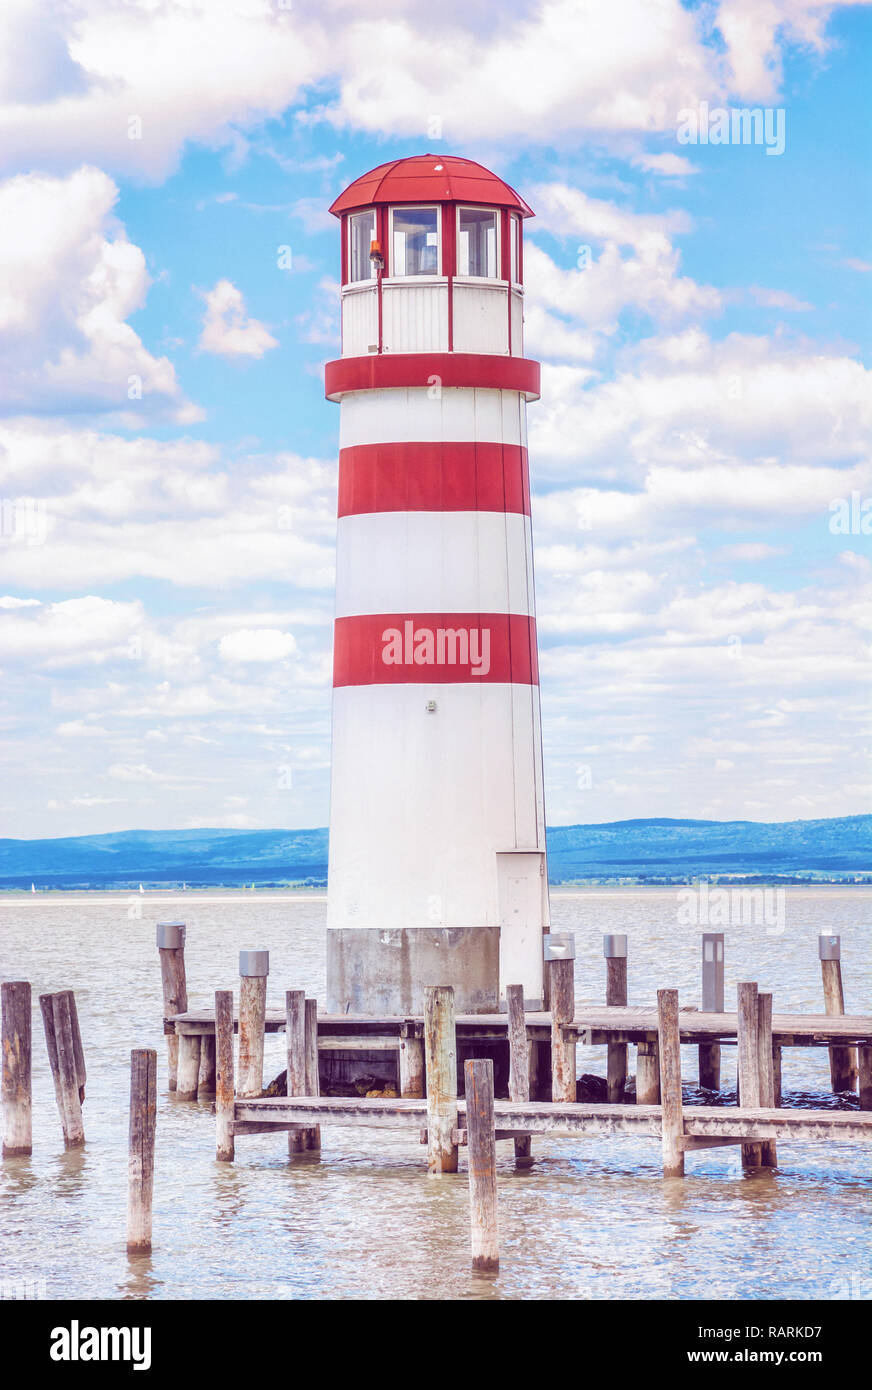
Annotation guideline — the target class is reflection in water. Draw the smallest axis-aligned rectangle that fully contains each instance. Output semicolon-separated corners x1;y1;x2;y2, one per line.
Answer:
0;888;869;1300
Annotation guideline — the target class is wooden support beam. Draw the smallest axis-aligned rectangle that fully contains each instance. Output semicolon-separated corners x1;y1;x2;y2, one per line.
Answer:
215;990;235;1163
197;1035;216;1099
821;954;858;1094
657;988;684;1176
547;956;576;1103
737;982;763;1169
464;1058;499;1273
757;992;778;1167
773;1043;783;1107
506;983;532;1167
127;1048;157;1254
399;1028;425;1099
285;990;307;1156
424;985;458;1173
605;944;628;1103
176;1032;201;1102
859;1046;872;1112
2;980;32;1157
156;923;187;1092
40;990;85;1149
636;1039;660;1105
303;997;321;1154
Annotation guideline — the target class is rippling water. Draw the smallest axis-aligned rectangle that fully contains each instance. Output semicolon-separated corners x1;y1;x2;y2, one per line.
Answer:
1;887;870;1300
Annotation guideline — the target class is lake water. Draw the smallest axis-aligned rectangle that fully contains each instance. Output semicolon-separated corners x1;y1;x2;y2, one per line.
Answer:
1;886;870;1301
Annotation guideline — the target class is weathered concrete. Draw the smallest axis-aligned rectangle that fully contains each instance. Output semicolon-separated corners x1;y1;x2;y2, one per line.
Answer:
326;926;501;1016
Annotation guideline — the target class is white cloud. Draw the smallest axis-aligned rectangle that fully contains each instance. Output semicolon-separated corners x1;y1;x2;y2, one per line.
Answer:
198;279;278;359
218;628;298;663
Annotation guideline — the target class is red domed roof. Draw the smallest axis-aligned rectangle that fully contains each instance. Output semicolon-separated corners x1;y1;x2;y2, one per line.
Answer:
329;154;534;218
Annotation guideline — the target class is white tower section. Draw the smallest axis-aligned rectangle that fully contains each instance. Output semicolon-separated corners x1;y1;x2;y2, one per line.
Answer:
324;156;550;1014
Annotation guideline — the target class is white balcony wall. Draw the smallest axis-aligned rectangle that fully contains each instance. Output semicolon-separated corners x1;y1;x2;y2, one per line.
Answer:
381;278;449;353
341;284;379;357
452;280;509;355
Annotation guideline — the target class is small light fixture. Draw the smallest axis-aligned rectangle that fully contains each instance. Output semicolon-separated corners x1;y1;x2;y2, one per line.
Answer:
426;700;437;713
369;238;384;272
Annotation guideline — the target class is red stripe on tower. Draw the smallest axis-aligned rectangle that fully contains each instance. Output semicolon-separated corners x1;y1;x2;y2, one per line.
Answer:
338;443;531;517
333;613;539;687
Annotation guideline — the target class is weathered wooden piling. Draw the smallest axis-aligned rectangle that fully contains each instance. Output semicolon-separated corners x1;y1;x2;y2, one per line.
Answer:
464;1058;499;1272
737;982;763;1168
285;989;307;1155
399;1023;424;1099
506;983;532;1167
657;988;684;1176
237;950;268;1100
699;931;724;1091
215;989;235;1162
604;934;628;1102
636;1040;661;1104
127;1048;157;1254
2;980;32;1157
40;989;85;1148
757;992;778;1167
819;935;858;1094
772;1044;783;1107
156;922;187;1091
197;1036;216;1099
303;997;321;1153
176;1031;201;1102
859;1047;872;1111
424;985;458;1174
544;934;576;1103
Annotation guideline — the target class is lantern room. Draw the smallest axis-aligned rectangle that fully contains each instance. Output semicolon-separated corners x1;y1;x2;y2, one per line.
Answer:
329;154;533;358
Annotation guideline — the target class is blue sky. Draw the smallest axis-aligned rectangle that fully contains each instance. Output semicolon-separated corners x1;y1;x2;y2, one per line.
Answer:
0;0;869;837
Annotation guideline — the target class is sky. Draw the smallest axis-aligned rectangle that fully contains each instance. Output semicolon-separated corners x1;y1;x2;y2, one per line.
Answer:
0;0;869;839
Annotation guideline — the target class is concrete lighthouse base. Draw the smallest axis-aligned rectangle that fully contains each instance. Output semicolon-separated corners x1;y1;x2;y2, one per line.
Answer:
326;926;501;1016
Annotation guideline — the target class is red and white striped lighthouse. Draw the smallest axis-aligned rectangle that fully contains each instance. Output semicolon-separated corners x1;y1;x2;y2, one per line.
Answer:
324;155;549;1015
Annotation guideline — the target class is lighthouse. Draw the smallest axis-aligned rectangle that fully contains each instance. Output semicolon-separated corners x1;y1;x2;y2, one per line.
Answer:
324;155;549;1016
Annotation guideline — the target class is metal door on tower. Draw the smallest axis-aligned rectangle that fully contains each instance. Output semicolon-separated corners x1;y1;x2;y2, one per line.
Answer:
496;850;546;1009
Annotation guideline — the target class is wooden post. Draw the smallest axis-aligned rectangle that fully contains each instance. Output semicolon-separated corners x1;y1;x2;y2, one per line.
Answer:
424;985;458;1174
303;997;321;1153
699;932;724;1090
506;983;532;1167
237;950;268;1100
197;1036;216;1099
657;988;684;1177
156;922;187;1091
636;1039;660;1104
127;1048;157;1254
737;982;762;1168
756;992;777;1167
40;991;85;1148
215;989;235;1162
859;1047;872;1111
399;1025;425;1099
175;1031;201;1102
285;989;306;1155
604;934;628;1103
545;934;576;1103
2;981;32;1157
819;936;858;1093
772;1043;783;1107
464;1058;499;1273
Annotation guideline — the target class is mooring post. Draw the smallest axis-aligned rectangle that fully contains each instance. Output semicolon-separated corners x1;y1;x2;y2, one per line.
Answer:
303;997;321;1153
2;981;32;1157
156;922;187;1092
699;931;724;1091
399;1023;425;1099
756;991;777;1167
544;933;576;1103
214;989;235;1163
237;950;268;1100
40;990;85;1148
464;1058;499;1273
285;989;306;1155
506;983;532;1167
636;1039;660;1105
127;1048;157;1255
737;982;763;1168
657;988;684;1177
424;985;458;1174
819;935;858;1094
604;934;628;1103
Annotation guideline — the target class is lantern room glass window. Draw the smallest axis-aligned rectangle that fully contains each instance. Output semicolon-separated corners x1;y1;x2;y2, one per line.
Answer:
348;209;376;283
391;206;439;276
458;207;498;278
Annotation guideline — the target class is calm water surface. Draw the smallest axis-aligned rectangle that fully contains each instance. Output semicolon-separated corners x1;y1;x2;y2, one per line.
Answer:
1;887;870;1301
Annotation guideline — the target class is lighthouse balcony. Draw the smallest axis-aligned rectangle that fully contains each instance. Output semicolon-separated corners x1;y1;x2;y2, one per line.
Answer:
341;278;524;357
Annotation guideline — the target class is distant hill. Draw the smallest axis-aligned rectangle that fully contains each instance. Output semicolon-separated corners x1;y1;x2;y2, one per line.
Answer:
0;816;869;889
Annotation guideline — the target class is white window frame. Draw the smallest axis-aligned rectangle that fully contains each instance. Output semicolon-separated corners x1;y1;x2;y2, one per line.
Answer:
347;209;377;286
509;214;521;287
389;204;442;278
456;205;502;282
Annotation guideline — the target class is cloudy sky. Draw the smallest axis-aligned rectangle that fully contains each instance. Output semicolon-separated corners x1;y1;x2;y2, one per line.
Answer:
0;0;869;838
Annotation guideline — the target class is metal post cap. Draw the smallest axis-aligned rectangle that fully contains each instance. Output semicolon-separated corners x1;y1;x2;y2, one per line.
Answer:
602;933;627;958
544;932;576;962
156;922;186;949
239;949;270;977
818;934;840;961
